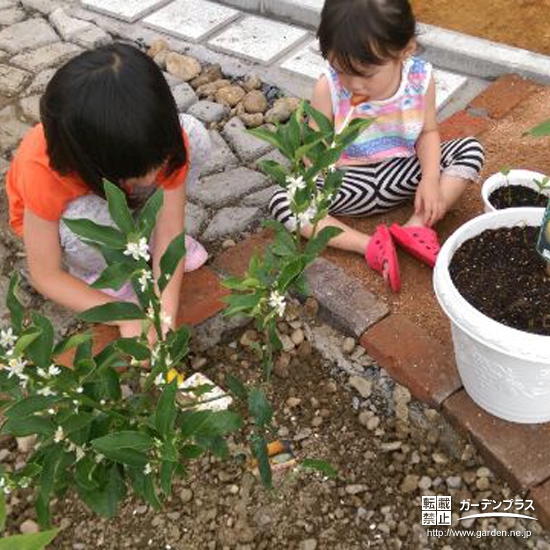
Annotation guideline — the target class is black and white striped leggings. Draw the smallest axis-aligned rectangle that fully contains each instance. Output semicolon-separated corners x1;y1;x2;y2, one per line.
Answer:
269;137;485;227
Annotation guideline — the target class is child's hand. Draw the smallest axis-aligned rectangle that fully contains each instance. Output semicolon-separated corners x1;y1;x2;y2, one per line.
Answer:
415;180;445;227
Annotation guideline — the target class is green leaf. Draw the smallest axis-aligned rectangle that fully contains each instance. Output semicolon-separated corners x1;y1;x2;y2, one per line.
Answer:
5;396;58;420
0;492;5;533
277;259;305;292
155;381;177;437
257;160;288;186
0;529;60;550
75;456;99;491
180;444;204;459
248;127;284;151
304;226;343;259
301;458;338;478
248;389;272;427
158;231;186;293
252;435;272;489
13;328;42;357
270;230;297;257
104;179;136;235
79;302;146;323
100;367;121;401
53;332;92;357
115;338;150;361
303;101;334;135
160;460;177;496
91;431;154;466
91;263;136;291
76;465;125;518
6;274;24;333
1;416;54;437
528;118;550;137
137;189;164;239
225;374;248;401
222;293;262;317
142;473;161;510
26;313;54;368
61;218;126;249
36;446;63;528
61;412;94;435
167;325;191;365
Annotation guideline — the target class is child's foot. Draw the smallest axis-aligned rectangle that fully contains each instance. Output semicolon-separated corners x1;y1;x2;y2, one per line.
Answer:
389;224;440;268
365;225;401;293
184;235;208;272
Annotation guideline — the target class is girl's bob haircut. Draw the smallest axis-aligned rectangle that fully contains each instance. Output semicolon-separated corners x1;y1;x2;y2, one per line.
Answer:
318;0;416;74
40;42;186;196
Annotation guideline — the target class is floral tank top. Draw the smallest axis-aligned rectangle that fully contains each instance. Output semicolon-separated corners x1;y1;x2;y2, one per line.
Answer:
324;56;433;166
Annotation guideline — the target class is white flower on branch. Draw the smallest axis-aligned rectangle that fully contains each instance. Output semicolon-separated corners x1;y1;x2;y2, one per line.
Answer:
154;373;165;387
124;237;150;262
6;357;26;379
36;367;47;378
286;174;306;199
37;387;55;397
146;305;156;321
95;453;105;464
75;446;85;462
143;463;153;475
297;205;318;227
48;364;61;377
0;477;10;495
54;426;65;443
138;269;153;293
160;311;172;329
268;290;286;318
0;327;16;349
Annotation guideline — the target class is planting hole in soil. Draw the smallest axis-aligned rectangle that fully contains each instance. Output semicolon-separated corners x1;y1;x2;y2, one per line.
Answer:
489;186;549;209
449;226;550;336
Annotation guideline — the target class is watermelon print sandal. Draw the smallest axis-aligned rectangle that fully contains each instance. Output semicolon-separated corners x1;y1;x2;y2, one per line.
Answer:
389;224;441;268
365;224;401;293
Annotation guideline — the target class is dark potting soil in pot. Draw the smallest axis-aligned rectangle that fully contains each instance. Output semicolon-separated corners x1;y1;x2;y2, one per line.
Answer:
488;185;549;209
449;226;550;336
489;185;548;210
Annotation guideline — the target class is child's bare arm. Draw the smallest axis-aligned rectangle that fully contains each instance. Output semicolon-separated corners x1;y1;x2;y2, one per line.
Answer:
311;75;334;124
151;183;186;331
23;210;142;336
414;77;444;226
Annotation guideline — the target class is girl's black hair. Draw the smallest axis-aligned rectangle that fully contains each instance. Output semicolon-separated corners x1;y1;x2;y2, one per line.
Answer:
40;42;186;196
317;0;416;74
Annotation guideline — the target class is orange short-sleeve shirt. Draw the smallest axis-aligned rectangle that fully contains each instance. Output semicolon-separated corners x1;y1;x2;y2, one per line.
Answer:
6;124;190;236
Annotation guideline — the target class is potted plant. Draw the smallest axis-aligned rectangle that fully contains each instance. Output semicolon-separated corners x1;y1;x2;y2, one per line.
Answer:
481;168;550;212
433;206;550;423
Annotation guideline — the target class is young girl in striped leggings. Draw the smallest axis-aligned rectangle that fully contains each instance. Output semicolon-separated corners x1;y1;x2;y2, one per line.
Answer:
269;0;485;292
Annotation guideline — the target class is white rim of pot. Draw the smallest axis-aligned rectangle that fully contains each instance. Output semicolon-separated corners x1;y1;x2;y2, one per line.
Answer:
433;207;550;363
481;169;550;213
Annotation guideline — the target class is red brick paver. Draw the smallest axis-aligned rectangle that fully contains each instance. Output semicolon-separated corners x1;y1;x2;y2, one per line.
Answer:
360;314;462;408
469;74;541;120
439;110;491;142
444;391;550;493
213;229;273;277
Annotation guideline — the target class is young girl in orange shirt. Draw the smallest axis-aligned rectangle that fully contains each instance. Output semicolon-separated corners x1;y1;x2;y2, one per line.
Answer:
6;43;210;339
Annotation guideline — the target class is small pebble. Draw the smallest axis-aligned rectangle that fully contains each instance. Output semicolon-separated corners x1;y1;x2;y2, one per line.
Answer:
342;337;355;354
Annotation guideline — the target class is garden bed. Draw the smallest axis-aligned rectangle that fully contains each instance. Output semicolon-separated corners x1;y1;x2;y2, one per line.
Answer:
412;0;550;56
2;302;546;548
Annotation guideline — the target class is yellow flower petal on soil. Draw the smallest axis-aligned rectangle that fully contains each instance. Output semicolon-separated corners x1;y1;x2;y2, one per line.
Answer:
166;368;185;386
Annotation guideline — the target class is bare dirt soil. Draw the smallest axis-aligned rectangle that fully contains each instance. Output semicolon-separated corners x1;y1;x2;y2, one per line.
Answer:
411;0;550;56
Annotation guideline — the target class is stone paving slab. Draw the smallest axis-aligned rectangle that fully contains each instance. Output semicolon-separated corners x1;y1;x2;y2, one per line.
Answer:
143;0;240;43
0;64;32;97
0;7;26;26
304;258;389;338
444;391;550;493
201;129;239;176
0;105;31;151
81;0;171;23
202;206;261;241
222;117;273;162
208;15;309;65
11;42;83;72
188;167;268;208
0;18;59;54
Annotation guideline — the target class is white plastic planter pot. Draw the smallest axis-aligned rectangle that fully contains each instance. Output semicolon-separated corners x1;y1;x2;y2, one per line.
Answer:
481;169;550;213
434;208;550;424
